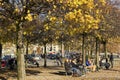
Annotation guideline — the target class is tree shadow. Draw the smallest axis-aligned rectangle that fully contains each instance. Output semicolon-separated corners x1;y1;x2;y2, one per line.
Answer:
0;68;42;79
44;66;63;70
0;69;17;79
26;69;42;76
0;76;7;80
50;71;72;76
109;69;120;72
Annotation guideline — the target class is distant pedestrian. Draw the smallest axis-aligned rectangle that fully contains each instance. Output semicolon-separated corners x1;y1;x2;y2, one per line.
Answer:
56;53;63;66
109;53;114;68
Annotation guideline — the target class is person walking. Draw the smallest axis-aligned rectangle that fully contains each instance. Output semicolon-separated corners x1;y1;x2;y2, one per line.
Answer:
109;53;114;68
56;53;63;66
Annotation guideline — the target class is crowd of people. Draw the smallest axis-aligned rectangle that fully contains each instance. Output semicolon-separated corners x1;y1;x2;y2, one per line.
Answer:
64;53;86;77
1;52;114;76
64;52;115;77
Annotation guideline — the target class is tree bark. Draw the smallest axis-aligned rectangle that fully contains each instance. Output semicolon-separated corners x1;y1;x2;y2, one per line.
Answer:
103;41;107;58
26;40;29;55
95;38;99;70
0;43;2;68
82;34;86;65
61;41;64;57
44;43;47;67
16;23;26;80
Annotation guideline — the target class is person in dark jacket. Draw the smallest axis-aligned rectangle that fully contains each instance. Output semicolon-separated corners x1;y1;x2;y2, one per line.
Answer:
105;58;110;70
56;53;63;66
109;53;114;68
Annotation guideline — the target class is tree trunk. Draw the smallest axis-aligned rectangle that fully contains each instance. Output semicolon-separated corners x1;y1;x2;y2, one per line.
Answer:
50;41;52;52
26;40;29;55
44;43;47;67
95;38;99;70
82;34;86;65
16;23;26;80
98;41;101;57
25;39;29;68
68;45;70;52
0;43;2;68
61;41;64;57
103;41;107;58
90;46;93;58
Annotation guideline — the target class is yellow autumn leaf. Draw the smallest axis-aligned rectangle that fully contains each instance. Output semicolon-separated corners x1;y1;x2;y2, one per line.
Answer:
48;11;51;14
23;32;27;35
21;17;23;20
53;5;56;9
99;0;106;5
60;0;63;3
27;10;30;13
44;24;49;30
14;8;19;13
49;16;56;22
46;26;49;30
25;13;32;21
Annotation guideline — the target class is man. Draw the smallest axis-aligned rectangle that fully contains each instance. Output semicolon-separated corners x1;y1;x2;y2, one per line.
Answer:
56;53;63;66
109;53;114;68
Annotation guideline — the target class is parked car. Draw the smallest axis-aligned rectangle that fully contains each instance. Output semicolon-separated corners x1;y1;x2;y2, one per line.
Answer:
2;55;11;61
47;54;57;60
25;54;40;67
31;54;41;61
1;60;6;68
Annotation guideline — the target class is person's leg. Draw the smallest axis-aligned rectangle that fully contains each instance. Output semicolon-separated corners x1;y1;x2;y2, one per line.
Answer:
59;59;63;66
93;65;96;71
56;59;59;66
111;61;113;68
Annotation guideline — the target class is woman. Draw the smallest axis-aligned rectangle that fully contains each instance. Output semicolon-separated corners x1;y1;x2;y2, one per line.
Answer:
86;59;96;72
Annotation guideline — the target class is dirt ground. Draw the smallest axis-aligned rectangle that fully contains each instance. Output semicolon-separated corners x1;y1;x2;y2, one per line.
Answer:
0;66;120;80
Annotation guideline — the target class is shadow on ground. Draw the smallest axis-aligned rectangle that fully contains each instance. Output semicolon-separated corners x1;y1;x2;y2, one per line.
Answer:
50;71;72;76
43;66;64;70
0;68;42;79
0;69;17;80
0;76;7;80
109;69;120;72
26;69;42;76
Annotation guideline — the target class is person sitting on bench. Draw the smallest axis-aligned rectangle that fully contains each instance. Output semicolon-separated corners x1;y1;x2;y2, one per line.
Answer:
86;59;96;72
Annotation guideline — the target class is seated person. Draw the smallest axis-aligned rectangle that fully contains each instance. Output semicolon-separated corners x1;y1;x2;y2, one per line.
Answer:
70;58;82;76
64;58;72;75
64;58;82;76
105;58;110;70
86;59;96;72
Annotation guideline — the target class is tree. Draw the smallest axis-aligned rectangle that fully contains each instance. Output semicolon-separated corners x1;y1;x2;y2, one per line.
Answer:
0;8;14;68
0;0;35;79
63;0;107;65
